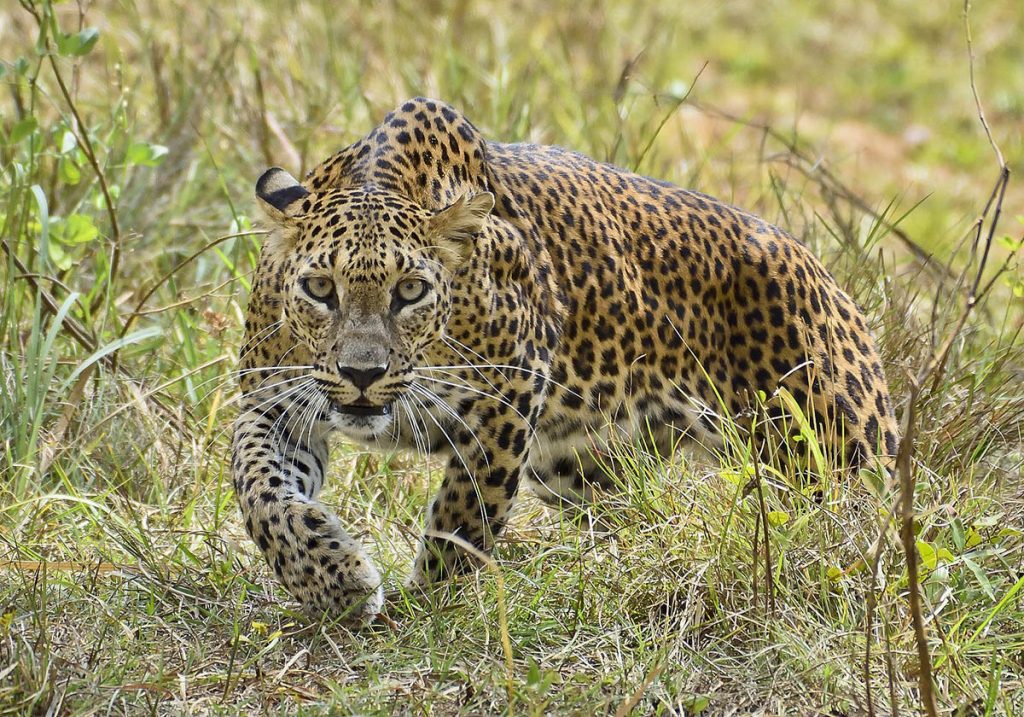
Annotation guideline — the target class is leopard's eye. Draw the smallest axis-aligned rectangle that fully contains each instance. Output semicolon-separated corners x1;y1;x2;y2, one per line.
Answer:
394;278;428;305
300;276;335;302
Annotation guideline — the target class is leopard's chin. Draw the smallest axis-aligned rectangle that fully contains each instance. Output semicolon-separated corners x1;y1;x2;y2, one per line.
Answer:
328;409;395;445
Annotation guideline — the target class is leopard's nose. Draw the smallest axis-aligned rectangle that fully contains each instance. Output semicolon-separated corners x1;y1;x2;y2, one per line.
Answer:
337;364;388;390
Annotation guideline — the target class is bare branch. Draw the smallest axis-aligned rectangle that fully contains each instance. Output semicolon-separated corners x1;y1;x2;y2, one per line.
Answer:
893;6;1012;717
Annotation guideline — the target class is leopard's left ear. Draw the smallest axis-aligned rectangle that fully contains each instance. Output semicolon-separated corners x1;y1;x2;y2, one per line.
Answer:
256;167;310;223
429;192;494;263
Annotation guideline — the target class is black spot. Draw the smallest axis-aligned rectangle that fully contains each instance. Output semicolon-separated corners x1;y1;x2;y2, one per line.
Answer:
864;415;879;452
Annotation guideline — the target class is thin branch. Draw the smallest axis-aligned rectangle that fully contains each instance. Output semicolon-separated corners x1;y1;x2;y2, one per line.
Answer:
892;5;1011;716
896;378;938;717
863;497;902;717
2;239;98;352
964;1;1005;170
118;230;264;340
43;50;123;318
631;61;707;172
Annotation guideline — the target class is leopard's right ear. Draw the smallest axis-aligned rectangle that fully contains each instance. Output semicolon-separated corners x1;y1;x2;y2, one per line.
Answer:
256;167;310;224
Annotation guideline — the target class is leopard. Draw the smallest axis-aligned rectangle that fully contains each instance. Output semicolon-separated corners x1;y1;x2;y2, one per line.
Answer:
231;97;899;624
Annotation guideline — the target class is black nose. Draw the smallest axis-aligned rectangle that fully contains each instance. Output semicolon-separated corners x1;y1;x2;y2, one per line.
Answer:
337;364;388;390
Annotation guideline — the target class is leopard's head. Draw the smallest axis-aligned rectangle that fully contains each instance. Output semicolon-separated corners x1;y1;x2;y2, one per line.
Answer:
256;167;493;440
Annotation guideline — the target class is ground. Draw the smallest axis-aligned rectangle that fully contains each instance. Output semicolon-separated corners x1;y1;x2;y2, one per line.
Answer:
1;0;1022;714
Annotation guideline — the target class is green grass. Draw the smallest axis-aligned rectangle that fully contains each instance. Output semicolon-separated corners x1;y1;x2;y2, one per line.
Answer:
2;0;1023;713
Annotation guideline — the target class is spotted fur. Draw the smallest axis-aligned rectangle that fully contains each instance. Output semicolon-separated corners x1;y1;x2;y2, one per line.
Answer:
232;97;898;622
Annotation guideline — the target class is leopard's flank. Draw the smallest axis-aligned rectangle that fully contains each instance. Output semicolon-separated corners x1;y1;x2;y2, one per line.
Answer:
232;98;898;623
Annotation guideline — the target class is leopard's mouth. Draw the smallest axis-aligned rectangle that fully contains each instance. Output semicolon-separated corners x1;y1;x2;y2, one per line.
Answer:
331;400;392;417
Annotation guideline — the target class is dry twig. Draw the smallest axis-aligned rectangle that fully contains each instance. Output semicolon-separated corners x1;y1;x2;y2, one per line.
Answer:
890;5;1011;716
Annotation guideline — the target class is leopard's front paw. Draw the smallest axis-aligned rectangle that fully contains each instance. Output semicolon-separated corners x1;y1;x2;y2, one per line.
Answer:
274;504;384;625
301;544;384;626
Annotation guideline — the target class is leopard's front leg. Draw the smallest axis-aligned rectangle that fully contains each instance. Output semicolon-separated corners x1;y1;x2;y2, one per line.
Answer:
232;399;384;623
410;386;538;587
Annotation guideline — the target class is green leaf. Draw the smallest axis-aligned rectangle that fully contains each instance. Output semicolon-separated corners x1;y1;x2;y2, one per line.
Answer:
917;540;938;571
951;518;966;552
14;57;30;75
526;658;541;687
975;513;1003;528
996;526;1022;542
826;566;843;582
52;214;99;245
767;510;790;527
997;234;1024;252
962;556;996;601
681;695;711;714
126;141;169;167
59;130;78;154
47;240;73;271
58;156;81;185
9;117;38;144
56;28;100;57
64;214;99;244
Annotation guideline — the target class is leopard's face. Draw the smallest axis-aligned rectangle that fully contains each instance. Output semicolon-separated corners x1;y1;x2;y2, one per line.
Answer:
256;169;493;442
284;188;448;438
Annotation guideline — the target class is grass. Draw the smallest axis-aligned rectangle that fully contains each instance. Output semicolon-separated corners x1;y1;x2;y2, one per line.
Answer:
1;0;1023;713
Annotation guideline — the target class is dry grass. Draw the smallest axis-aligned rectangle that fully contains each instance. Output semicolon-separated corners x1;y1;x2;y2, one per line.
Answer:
1;0;1023;714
